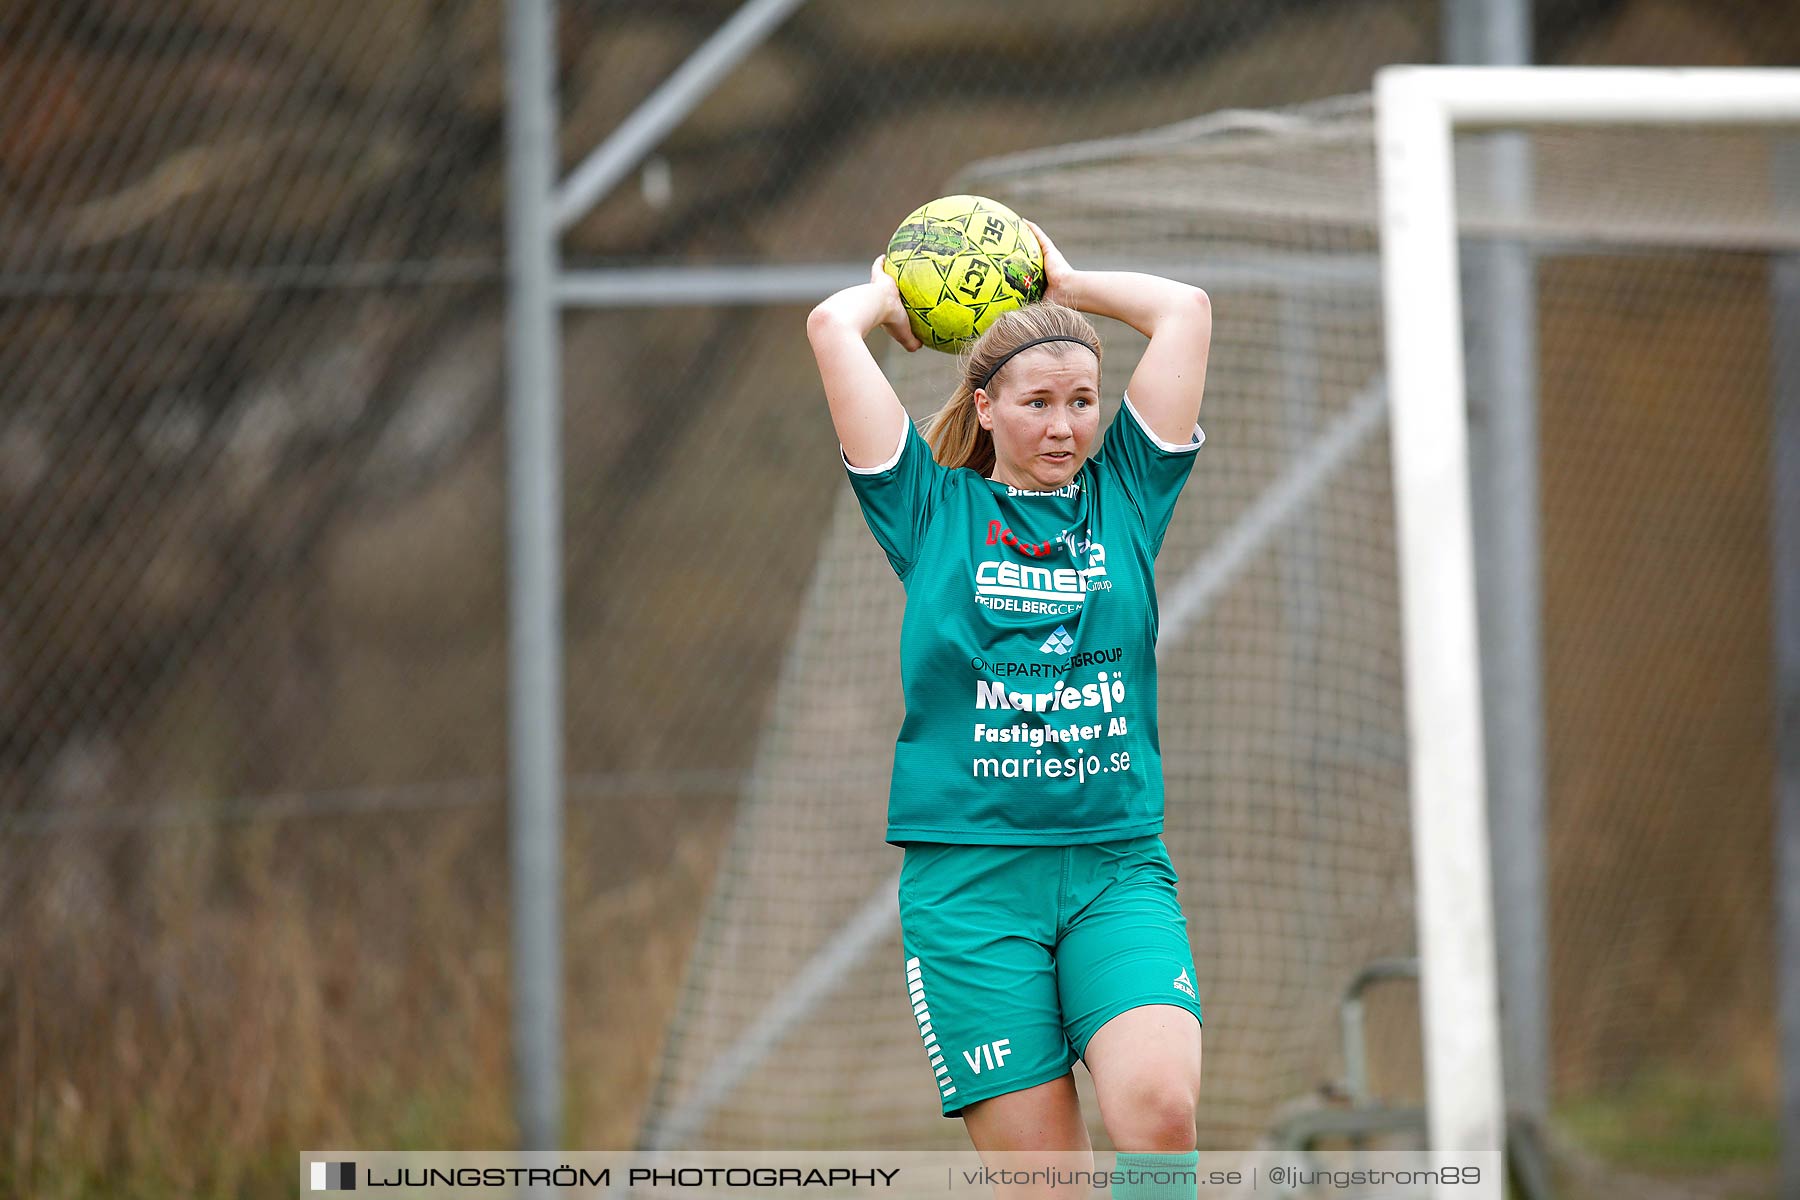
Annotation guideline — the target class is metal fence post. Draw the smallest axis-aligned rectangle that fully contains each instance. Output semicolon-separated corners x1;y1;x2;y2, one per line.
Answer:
1444;0;1550;1128
505;0;564;1152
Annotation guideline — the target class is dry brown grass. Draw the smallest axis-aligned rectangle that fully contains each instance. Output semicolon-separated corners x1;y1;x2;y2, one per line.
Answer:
0;792;732;1197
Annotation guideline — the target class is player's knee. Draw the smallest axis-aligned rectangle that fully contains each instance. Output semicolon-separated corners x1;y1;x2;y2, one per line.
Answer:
1108;1075;1198;1150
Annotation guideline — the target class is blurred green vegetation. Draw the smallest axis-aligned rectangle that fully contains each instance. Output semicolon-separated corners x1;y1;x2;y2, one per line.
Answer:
1562;1073;1776;1172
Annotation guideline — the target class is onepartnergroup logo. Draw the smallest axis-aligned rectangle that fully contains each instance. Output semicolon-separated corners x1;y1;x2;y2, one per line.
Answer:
310;1160;357;1190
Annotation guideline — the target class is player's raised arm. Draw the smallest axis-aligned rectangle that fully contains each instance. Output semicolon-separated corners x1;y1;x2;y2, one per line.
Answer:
1026;221;1211;447
807;257;923;469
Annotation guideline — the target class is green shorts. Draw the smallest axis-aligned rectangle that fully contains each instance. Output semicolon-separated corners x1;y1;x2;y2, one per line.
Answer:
897;836;1203;1118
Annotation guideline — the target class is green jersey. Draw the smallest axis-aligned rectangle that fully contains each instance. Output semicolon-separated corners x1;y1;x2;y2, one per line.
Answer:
845;395;1203;845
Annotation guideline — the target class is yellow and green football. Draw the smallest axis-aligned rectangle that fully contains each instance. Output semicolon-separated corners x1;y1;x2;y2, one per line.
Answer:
883;195;1045;352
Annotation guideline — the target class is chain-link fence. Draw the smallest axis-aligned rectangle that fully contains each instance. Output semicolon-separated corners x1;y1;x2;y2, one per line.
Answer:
3;1;1796;1195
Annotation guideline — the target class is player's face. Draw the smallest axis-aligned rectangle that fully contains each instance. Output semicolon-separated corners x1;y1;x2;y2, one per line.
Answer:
976;348;1100;491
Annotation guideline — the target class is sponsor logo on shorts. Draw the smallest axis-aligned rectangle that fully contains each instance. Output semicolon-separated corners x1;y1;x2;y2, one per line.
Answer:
1173;968;1196;1000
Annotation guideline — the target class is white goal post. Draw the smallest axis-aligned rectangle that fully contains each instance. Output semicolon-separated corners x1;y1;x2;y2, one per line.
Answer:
1375;65;1800;1152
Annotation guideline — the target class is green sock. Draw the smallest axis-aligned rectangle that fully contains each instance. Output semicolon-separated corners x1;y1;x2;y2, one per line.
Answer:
1111;1150;1200;1200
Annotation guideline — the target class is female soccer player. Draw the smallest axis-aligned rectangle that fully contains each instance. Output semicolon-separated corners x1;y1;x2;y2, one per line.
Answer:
806;221;1211;1197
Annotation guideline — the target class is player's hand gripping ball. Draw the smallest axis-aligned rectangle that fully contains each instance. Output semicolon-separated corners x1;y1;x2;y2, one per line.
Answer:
883;195;1046;352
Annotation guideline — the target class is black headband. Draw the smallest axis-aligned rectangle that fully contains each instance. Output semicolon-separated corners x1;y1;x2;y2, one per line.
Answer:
975;335;1099;393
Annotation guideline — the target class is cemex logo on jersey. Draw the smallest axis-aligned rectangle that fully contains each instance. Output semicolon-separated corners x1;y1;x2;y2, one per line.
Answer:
974;561;1086;615
975;525;1109;617
1039;626;1075;656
